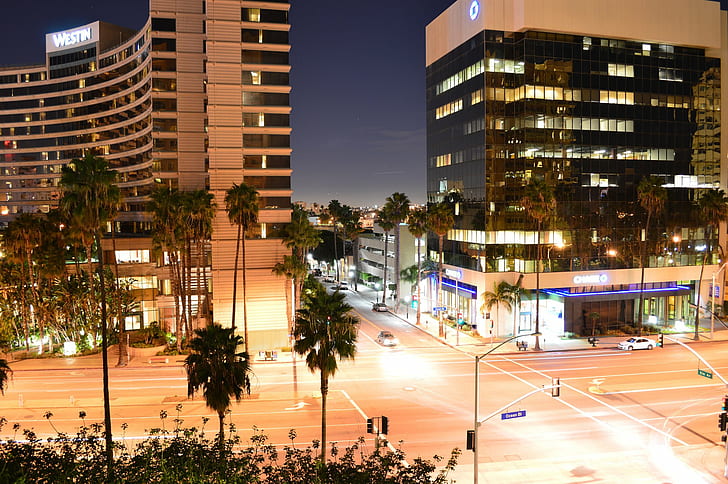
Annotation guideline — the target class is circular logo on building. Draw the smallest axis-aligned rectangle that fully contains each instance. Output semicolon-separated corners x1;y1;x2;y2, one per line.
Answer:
469;0;480;20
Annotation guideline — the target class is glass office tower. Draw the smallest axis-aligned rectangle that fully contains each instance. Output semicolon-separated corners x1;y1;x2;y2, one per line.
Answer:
426;0;727;337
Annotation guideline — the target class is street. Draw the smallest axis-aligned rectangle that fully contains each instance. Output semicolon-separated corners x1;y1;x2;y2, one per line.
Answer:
0;286;727;483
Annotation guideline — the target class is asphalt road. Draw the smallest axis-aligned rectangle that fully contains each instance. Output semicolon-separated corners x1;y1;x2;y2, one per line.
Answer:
1;285;727;483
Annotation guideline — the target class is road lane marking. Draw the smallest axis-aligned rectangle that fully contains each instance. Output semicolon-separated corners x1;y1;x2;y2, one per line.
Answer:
339;390;402;459
487;357;690;446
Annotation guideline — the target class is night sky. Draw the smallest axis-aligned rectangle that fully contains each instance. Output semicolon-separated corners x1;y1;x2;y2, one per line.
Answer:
1;1;727;208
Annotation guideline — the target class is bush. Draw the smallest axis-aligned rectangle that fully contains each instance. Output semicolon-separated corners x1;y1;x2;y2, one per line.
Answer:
0;412;460;484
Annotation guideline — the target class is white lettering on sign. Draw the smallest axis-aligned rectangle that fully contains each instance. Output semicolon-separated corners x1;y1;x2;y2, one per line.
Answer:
572;273;608;285
46;22;98;54
445;268;462;280
52;28;92;48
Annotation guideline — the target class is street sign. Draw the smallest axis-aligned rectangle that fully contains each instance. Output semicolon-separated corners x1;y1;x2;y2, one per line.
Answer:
433;306;446;311
501;410;526;420
698;369;713;379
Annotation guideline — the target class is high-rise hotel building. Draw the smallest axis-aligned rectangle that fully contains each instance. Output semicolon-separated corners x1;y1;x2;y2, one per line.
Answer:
0;1;292;350
426;0;728;337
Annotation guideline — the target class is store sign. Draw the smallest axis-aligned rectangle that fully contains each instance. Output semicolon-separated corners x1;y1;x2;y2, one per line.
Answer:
46;22;98;53
469;0;480;20
572;273;608;285
445;268;462;280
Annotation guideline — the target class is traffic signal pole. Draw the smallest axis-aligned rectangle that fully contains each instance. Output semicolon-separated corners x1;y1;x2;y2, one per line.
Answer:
663;334;728;477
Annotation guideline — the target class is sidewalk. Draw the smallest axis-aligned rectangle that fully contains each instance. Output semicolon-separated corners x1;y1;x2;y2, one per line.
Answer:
349;282;728;357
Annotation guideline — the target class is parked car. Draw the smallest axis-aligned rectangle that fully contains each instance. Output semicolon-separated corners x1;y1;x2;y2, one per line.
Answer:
322;275;335;283
334;282;349;291
617;337;656;350
376;330;399;346
372;302;388;312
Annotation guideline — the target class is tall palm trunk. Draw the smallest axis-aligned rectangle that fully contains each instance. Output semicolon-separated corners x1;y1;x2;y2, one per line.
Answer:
241;235;250;351
218;410;226;450
694;225;712;340
96;230;114;471
333;223;339;282
320;372;328;461
381;231;389;303
416;238;422;325
394;224;401;311
637;211;652;337
112;227;128;367
534;222;542;351
438;234;444;337
231;224;241;332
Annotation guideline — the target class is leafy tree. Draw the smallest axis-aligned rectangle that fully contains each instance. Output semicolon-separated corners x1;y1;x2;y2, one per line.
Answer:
383;192;410;311
225;183;259;349
520;179;556;350
694;189;728;339
374;206;395;303
2;213;43;350
636;176;667;336
294;284;358;461
184;323;252;449
407;207;428;325
59;152;121;469
427;202;454;337
0;358;11;394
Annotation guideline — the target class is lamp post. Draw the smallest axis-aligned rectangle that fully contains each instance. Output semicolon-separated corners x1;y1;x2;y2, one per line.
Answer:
473;331;540;484
711;261;728;338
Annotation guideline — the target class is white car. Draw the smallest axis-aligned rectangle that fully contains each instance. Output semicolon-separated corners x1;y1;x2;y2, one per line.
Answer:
617;337;656;351
334;282;349;291
376;330;399;346
372;302;388;312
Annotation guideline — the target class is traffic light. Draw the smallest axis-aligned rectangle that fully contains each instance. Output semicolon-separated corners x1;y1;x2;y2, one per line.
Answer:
366;418;373;434
381;416;389;434
657;333;664;347
718;412;727;431
466;430;475;451
723;395;728;411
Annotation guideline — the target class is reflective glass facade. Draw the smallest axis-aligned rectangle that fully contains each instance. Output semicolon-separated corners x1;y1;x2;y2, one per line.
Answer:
427;30;721;275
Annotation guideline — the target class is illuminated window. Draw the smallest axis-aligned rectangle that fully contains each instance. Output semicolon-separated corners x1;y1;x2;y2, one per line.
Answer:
471;89;483;104
607;64;634;77
251;71;261;85
435;99;463;119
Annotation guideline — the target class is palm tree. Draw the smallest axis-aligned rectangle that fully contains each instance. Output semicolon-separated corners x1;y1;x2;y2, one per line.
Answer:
636;176;667;336
383;193;410;311
520;178;556;351
375;206;395;304
340;207;363;290
325;200;344;282
294;284;358;461
272;255;308;340
184;323;252;449
225;183;259;349
427;202;454;337
693;189;728;340
480;281;515;336
407;207;428;325
0;358;11;394
149;186;186;350
183;190;216;327
59;151;121;469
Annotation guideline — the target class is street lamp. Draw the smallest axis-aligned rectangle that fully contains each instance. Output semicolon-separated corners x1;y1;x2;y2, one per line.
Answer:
711;261;728;338
473;332;540;484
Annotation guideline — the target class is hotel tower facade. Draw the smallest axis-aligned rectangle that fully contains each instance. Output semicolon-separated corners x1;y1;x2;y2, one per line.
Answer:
0;1;292;350
426;0;728;338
